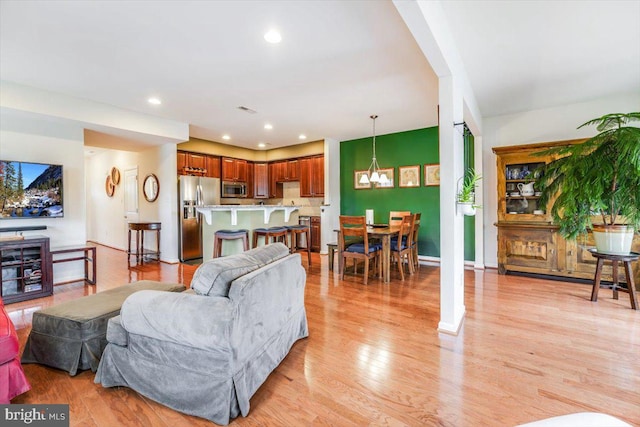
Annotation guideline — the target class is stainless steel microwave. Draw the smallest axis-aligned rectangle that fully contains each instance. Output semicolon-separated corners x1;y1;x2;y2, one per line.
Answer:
222;181;247;198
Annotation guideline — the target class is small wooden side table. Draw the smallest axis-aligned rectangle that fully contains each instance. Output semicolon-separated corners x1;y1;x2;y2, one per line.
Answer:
127;222;161;264
589;249;639;310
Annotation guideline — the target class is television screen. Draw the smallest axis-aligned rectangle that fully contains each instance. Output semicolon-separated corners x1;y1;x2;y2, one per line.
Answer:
0;160;63;218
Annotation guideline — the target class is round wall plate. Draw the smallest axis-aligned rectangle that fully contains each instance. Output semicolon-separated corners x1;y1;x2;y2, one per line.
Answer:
110;167;121;185
105;175;115;197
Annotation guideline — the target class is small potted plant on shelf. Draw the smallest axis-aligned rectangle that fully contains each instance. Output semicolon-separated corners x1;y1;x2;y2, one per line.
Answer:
457;168;482;216
536;112;640;254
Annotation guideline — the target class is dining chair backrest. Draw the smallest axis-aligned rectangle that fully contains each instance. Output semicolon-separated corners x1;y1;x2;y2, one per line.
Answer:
412;212;421;243
339;216;370;251
395;213;416;251
389;211;411;227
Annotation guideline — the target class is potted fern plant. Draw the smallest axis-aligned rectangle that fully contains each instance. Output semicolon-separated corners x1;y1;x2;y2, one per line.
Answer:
457;168;482;216
536;112;640;254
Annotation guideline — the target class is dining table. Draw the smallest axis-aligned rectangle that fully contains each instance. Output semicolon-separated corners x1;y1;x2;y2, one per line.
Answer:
335;224;401;283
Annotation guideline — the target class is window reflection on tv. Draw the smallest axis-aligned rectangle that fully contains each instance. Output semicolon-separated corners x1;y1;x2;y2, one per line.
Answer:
0;160;63;219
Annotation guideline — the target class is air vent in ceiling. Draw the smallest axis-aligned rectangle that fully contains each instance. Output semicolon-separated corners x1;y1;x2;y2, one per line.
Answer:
237;106;257;114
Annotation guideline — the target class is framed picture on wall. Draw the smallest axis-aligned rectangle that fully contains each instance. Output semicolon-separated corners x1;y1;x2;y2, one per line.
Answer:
354;170;372;189
374;168;394;188
424;164;440;186
399;165;420;188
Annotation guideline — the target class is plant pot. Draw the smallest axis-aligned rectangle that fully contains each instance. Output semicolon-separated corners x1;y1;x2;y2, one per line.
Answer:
592;224;634;255
458;202;476;216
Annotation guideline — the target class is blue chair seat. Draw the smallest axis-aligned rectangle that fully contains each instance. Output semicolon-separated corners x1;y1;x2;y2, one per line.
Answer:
286;224;309;230
267;227;288;233
346;243;381;254
390;236;408;250
216;229;249;237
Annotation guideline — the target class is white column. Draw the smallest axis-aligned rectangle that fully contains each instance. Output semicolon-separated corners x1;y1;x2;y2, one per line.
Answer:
473;134;485;269
438;76;466;334
321;138;340;254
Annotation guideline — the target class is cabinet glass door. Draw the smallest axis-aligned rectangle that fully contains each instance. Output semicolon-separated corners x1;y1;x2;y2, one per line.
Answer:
504;161;545;216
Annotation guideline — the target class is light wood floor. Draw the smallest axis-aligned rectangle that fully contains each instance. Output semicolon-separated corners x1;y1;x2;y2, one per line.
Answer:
6;244;639;426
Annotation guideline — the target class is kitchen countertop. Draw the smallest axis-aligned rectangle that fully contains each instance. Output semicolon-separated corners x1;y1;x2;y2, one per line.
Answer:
196;204;301;226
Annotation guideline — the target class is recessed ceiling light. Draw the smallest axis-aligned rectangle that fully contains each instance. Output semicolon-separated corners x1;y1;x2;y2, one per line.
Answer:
299;134;307;140
148;97;162;105
222;134;231;140
264;123;273;130
258;143;266;148
264;29;282;44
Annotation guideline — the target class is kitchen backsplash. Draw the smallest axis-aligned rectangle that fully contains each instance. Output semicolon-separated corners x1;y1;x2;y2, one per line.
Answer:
220;182;322;216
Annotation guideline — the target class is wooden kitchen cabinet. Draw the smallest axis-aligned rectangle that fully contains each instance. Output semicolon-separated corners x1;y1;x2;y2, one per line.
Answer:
493;140;640;287
222;157;248;182
311;216;321;252
205;156;221;178
300;155;324;197
254;163;269;199
178;151;218;177
271;159;299;182
268;163;283;198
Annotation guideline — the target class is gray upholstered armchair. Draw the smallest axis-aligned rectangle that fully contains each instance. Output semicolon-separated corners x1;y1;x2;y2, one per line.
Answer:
95;243;308;425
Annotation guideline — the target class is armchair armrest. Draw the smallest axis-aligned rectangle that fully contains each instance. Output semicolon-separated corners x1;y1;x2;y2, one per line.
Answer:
120;290;234;351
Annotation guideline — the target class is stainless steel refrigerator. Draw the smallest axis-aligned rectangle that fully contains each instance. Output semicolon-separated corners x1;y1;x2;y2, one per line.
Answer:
178;176;220;261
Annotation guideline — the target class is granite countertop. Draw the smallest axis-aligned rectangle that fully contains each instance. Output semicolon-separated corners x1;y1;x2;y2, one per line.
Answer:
196;205;301;226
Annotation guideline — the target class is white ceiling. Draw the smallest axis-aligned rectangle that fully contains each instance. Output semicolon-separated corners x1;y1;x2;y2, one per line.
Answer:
1;1;638;150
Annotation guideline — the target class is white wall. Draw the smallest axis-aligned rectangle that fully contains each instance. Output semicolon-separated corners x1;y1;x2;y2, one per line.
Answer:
85;144;179;262
1;125;86;283
482;93;640;268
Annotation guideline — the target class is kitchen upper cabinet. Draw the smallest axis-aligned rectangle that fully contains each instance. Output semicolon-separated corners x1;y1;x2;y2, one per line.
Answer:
246;161;254;198
254;163;269;199
300;155;324;197
268;163;283;198
205;156;220;178
271;160;299;182
222;157;248;182
178;151;208;176
284;160;299;181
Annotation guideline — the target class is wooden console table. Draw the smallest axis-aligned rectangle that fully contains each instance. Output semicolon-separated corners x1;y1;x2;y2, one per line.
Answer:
127;222;161;264
50;245;97;285
589;249;638;310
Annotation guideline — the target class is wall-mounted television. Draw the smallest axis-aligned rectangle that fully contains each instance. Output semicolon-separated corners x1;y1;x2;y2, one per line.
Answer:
0;160;63;219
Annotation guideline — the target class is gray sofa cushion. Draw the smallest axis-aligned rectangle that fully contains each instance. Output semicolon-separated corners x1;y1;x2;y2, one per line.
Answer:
190;242;290;296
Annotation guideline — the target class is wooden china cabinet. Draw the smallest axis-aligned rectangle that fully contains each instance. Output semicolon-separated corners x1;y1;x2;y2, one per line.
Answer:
493;139;640;287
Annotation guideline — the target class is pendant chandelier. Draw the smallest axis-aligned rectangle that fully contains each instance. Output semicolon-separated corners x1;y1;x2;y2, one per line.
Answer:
359;115;389;185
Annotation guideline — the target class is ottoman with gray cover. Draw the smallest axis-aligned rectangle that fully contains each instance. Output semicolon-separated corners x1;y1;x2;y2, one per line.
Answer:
21;280;185;375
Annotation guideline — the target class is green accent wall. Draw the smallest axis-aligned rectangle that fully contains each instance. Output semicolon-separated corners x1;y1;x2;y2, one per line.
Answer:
340;126;476;261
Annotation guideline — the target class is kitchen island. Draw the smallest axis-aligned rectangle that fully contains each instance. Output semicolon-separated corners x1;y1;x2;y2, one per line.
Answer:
196;205;301;260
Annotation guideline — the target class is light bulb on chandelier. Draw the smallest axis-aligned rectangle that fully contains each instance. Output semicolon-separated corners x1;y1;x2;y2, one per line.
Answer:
359;115;388;185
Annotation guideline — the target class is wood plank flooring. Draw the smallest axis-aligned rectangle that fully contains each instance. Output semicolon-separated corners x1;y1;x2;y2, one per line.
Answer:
6;244;639;426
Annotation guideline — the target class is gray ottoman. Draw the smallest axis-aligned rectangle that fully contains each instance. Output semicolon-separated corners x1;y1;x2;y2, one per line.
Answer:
21;280;185;375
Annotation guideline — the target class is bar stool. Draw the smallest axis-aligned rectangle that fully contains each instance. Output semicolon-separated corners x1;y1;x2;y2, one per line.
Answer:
287;225;312;265
252;226;289;248
213;229;249;258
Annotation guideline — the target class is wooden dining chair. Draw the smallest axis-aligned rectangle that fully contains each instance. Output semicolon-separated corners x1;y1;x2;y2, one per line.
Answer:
339;216;381;285
390;213;416;281
389;211;411;226
411;212;421;270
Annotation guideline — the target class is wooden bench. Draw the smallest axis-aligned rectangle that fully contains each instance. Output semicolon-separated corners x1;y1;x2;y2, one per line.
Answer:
50;245;97;285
